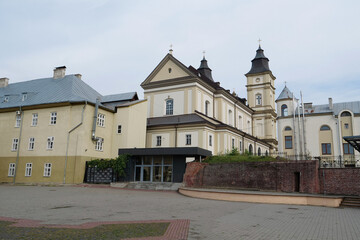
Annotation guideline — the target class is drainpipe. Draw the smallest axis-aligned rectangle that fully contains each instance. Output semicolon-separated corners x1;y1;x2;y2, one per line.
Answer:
175;125;178;147
13;107;23;184
63;103;87;184
92;98;100;141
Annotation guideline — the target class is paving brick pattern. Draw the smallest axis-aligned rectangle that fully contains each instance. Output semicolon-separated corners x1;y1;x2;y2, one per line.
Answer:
1;185;360;240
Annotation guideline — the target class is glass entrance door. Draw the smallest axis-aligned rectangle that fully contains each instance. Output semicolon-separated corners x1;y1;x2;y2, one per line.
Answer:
134;156;173;182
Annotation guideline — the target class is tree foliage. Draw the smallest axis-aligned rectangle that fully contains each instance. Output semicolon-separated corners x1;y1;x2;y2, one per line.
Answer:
87;154;129;177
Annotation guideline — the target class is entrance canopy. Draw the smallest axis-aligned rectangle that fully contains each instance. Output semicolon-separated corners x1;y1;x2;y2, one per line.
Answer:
118;147;212;157
343;136;360;153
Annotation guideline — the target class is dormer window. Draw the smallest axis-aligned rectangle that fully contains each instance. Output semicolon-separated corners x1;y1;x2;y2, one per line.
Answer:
22;93;27;101
4;96;9;102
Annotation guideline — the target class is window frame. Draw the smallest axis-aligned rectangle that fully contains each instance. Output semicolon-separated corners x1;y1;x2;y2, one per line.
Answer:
117;125;122;134
165;99;174;115
50;112;57;125
321;143;331;155
28;137;35;150
97;113;105;127
47;136;54;150
25;163;32;177
285;136;293;149
15;114;21;127
281;104;288;117
156;136;162;146
209;135;212;147
43;163;52;177
186;134;191;145
320;125;331;131
255;94;262;105
343;143;354;155
8;163;16;177
12;138;19;151
31;113;38;126
232;138;235;149
95;138;104;151
205;101;210;116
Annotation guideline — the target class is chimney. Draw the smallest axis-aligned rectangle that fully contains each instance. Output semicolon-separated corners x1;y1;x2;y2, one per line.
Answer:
74;74;82;80
328;98;333;110
0;78;9;88
53;66;66;79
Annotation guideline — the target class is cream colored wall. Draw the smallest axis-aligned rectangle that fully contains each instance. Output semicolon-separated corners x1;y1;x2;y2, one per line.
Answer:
150;60;189;82
318;127;334;156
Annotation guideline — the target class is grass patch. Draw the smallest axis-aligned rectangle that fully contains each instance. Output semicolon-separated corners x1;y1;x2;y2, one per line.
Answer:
203;149;287;164
0;221;169;240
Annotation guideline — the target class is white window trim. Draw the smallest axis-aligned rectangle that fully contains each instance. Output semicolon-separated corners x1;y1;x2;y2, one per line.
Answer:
50;112;57;125
12;138;19;151
8;163;16;177
186;134;192;145
156;136;162;146
97;113;105;127
47;136;54;150
28;137;35;150
15;115;21;128
43;163;52;177
95;138;104;151
165;98;174;116
117;125;122;134
31;113;38;126
255;94;262;106
25;163;32;177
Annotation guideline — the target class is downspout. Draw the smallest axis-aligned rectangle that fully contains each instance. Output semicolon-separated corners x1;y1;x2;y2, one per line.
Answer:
92;98;100;141
13;107;23;184
175;125;178;147
63;102;87;184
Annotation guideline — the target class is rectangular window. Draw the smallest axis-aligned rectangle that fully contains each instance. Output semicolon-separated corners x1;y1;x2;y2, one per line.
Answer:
97;113;105;127
285;136;293;149
117;125;122;134
32;113;38;126
47;137;54;150
50;112;57;125
321;143;331;155
22;93;27;101
12;138;19;151
43;163;52;177
95;138;103;151
232;138;235;149
209;135;212;147
166;99;173;115
344;123;349;129
8;163;16;177
25;163;32;177
28;137;35;150
239;141;242;152
15;114;21;127
156;136;162;146
343;143;354;155
186;134;191;145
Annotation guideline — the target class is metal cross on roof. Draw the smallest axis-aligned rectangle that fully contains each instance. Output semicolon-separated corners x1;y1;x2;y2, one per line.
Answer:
203;50;206;58
258;38;262;47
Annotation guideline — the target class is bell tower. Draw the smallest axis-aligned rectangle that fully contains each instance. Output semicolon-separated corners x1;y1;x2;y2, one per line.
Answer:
245;44;278;151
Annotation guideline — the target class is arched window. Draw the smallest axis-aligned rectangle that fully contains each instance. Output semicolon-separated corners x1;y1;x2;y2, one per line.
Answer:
341;111;351;117
284;126;292;131
255;94;262;105
258;147;261;156
165;99;173;115
205;101;210;116
320;125;331;131
265;150;268;156
238;115;242;130
249;144;253;154
281;104;288;116
228;110;233;126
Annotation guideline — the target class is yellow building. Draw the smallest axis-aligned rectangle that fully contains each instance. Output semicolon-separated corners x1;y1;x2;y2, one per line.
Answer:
0;66;147;184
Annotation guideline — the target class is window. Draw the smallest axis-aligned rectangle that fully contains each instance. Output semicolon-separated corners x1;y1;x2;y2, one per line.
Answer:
50;112;57;125
205;101;210;116
156;136;162;146
256;94;262;105
343;143;354;155
186;134;191;145
117;125;122;134
47;137;54;150
15;114;21;127
166;99;173;115
284;126;292;131
228;110;233;126
344;123;349;129
4;96;9;102
341;111;351;117
285;136;293;149
12;138;19;151
232;138;235;149
281;104;288;116
239;141;242;152
22;93;27;101
209;135;212;147
8;163;15;177
44;163;52;177
265;150;269;156
258;147;261;156
25;163;32;177
249;144;253;154
97;113;105;127
95;138;103;151
321;143;331;155
32;113;38;126
28;137;35;150
320;125;330;131
238;116;242;130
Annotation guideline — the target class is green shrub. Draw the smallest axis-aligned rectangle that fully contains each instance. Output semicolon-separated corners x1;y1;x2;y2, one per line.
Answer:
203;151;283;164
87;154;129;177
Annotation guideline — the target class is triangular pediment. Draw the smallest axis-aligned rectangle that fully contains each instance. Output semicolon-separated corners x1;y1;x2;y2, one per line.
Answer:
141;54;196;87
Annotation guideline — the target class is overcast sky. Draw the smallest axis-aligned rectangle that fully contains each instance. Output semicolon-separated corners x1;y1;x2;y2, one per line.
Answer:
1;0;359;105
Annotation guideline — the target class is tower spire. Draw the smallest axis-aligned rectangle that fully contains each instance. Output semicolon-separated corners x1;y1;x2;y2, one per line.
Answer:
197;51;214;81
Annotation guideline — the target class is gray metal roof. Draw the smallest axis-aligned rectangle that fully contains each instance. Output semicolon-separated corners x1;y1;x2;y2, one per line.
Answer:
101;92;137;103
147;113;207;127
246;46;271;75
276;86;294;101
0;74;137;110
304;101;360;115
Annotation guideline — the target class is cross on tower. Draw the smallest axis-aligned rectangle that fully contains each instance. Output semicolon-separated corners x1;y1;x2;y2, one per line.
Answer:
169;44;173;55
258;38;262;47
203;50;206;58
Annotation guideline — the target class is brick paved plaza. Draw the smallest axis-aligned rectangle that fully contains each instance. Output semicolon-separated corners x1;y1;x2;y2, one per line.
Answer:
0;185;360;239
